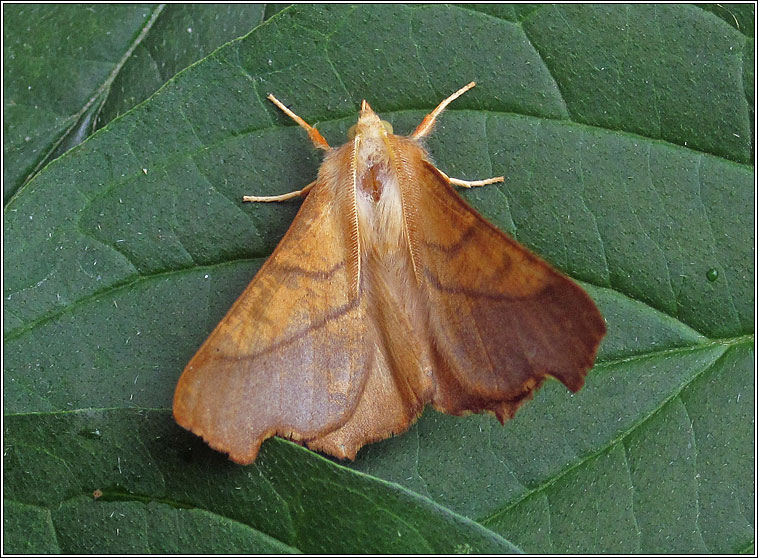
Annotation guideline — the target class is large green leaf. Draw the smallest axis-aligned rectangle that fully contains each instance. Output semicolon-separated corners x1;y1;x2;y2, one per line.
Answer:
4;4;754;554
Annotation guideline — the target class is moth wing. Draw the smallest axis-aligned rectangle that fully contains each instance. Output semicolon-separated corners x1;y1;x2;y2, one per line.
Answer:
410;159;606;421
173;176;368;464
306;345;418;460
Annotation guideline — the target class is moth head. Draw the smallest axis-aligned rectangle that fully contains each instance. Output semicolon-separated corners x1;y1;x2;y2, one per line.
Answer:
347;100;393;141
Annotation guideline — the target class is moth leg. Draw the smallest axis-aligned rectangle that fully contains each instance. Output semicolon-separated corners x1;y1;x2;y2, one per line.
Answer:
242;181;316;203
411;81;477;140
435;167;504;189
267;94;330;150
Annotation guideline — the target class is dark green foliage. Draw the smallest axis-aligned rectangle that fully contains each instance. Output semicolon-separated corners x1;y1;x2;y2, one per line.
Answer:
4;4;753;553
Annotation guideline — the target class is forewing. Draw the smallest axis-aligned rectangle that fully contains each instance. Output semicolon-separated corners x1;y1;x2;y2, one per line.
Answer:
173;175;368;464
408;156;606;421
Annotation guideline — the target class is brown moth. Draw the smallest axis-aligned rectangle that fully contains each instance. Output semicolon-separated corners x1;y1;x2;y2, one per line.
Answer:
173;82;606;464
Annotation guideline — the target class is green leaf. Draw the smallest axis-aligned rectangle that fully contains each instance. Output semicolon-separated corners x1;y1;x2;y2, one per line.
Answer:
4;4;753;554
3;4;273;201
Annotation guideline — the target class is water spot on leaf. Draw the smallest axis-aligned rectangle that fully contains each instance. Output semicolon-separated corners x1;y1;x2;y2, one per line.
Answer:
78;428;102;440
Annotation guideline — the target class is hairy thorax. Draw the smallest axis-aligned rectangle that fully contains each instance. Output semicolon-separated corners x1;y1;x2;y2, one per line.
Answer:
354;134;405;253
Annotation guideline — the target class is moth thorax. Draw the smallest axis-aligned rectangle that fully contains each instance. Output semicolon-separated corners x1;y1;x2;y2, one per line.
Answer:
347;119;392;140
353;132;403;243
355;137;392;203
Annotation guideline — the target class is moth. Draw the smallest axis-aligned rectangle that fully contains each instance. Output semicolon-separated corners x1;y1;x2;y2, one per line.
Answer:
173;82;606;464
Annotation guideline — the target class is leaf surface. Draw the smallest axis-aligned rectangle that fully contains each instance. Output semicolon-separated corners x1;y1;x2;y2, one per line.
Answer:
4;4;753;554
3;4;272;200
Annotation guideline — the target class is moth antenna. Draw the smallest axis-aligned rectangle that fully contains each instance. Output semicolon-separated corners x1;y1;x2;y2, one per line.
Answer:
434;168;504;189
411;82;476;140
267;94;331;150
243;181;316;203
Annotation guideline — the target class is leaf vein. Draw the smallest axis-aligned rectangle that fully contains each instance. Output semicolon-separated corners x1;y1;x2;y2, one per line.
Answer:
480;341;730;525
678;394;709;552
9;4;166;203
